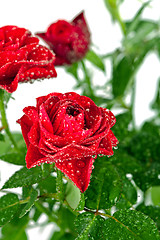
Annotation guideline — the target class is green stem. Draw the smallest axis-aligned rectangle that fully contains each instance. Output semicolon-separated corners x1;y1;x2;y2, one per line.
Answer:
38;193;78;216
118;98;130;110
116;11;126;36
34;201;57;223
0;90;19;151
130;79;136;129
81;60;95;100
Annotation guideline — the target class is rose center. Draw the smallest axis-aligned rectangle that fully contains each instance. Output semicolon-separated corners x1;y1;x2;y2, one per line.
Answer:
66;106;80;117
57;27;66;35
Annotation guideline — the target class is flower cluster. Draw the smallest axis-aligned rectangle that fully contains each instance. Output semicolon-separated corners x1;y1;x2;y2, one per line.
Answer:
0;13;118;192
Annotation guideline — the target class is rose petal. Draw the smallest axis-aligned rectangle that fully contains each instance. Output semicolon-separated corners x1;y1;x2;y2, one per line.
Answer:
96;136;114;156
23;106;38;122
39;137;59;153
72;12;90;38
55;156;94;192
39;103;53;133
25;144;49;168
28;121;40;147
46;20;73;43
36;92;59;108
108;130;119;146
41;142;100;160
16;115;33;148
35;12;90;66
0;26;57;93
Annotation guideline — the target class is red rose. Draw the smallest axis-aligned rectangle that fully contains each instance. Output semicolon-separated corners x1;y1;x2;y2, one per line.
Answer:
0;25;57;93
36;12;90;66
17;92;118;192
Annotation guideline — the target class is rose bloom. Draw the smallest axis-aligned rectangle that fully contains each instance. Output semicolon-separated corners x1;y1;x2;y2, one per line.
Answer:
36;12;90;66
0;25;57;93
17;92;118;192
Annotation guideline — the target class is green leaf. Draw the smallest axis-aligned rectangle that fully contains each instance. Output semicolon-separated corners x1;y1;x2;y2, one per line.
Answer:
66;62;79;80
0;133;25;154
151;78;160;113
116;176;137;210
141;121;160;138
56;169;65;202
85;50;105;72
101;210;160;239
128;130;160;163
133;163;160;192
126;1;151;34
124;20;159;54
0;193;19;227
75;212;104;240
85;161;122;210
3;90;12;108
110;151;143;176
19;189;38;218
112;55;134;98
1;211;29;240
76;193;85;211
0;152;26;166
1;229;27;240
22;185;32;199
0;132;26;166
112;111;132;143
50;231;75;240
38;175;56;194
136;204;160;230
0;132;5;142
2;165;52;189
32;207;42;222
65;181;81;210
151;186;160;207
57;205;76;232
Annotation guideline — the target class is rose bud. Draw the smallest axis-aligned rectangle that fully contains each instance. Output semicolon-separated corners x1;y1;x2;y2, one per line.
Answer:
36;12;90;66
17;92;118;192
0;25;57;93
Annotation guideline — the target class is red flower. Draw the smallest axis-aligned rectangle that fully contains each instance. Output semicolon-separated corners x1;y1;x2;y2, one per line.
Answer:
36;12;90;66
17;92;118;192
0;25;57;93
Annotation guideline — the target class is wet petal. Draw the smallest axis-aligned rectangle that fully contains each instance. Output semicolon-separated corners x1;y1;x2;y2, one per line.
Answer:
28;121;40;147
55;156;94;192
39;103;53;133
16;115;33;148
26;144;49;168
23;106;38;122
97;137;114;156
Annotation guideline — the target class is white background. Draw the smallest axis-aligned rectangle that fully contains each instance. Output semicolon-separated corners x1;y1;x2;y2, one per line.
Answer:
0;0;160;239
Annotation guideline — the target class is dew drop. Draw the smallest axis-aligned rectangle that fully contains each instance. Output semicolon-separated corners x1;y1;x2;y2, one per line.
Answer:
67;162;72;168
76;160;85;168
98;154;104;157
76;170;81;176
113;146;118;150
79;180;84;186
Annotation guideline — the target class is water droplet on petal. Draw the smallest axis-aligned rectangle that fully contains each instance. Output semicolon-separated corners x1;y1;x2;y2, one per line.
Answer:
67;162;72;168
76;160;85;168
79;180;84;186
76;170;81;176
